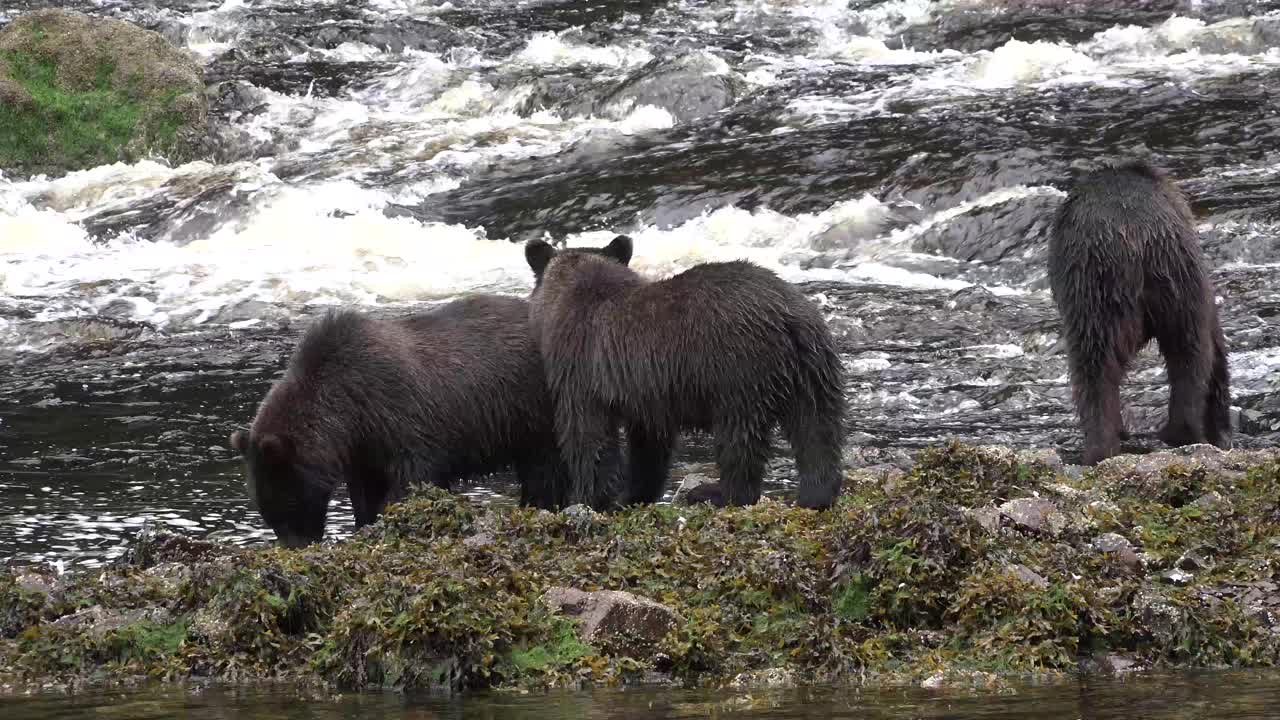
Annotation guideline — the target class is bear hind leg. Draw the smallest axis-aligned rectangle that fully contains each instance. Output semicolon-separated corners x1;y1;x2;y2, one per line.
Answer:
784;405;844;510
1068;314;1142;466
625;422;674;505
554;396;617;508
1154;324;1214;449
713;417;771;506
1203;319;1233;450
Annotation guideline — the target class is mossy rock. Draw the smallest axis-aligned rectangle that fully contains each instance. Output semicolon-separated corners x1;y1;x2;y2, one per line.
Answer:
0;9;208;176
3;445;1280;694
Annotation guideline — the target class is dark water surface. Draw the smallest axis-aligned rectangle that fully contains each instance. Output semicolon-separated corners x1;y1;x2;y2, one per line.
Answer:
1;1;1279;569
5;671;1280;718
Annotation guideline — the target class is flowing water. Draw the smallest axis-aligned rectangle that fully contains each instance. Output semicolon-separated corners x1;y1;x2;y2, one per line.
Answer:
5;671;1280;718
1;1;1280;573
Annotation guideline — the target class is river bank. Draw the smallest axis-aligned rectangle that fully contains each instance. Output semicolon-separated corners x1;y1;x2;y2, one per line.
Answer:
3;442;1278;696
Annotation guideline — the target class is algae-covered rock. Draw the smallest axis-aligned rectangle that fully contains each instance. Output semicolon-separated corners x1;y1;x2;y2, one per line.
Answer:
1;443;1279;694
0;9;208;175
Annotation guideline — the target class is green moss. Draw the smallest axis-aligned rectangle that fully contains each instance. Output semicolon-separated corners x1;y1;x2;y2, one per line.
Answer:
0;46;182;171
2;448;1279;694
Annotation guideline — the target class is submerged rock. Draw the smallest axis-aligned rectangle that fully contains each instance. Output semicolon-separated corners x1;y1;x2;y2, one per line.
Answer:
0;9;208;176
596;52;738;124
540;587;678;654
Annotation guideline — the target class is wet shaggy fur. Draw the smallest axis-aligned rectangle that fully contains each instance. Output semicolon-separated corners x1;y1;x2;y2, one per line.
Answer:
230;295;621;547
526;235;846;510
1048;159;1231;465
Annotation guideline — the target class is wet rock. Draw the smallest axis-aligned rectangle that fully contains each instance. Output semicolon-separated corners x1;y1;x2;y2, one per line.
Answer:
730;667;798;690
596;52;738;124
1175;549;1212;572
52;605;173;638
0;9;208;175
965;505;1002;535
540;587;678;654
1004;563;1048;589
998;496;1065;535
208;80;269;120
1160;568;1194;586
1091;446;1280;500
1092;532;1142;570
920;672;945;689
120;522;233;570
672;472;720;506
1190;490;1231;513
912;192;1059;286
947;285;1006;313
1084;651;1141;675
810;203;916;252
850;463;908;495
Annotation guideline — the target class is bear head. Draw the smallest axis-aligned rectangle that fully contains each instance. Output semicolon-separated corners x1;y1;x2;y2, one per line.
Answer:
230;428;333;548
525;234;633;287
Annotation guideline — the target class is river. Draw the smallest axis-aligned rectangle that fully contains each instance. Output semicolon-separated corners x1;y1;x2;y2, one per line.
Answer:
1;1;1278;574
5;671;1280;718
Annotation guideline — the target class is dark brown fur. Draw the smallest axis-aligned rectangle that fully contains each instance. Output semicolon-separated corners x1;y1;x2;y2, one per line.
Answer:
526;236;846;510
230;295;622;547
1048;159;1231;465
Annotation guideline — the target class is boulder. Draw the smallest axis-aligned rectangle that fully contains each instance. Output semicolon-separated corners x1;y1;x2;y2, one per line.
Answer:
672;472;721;506
998;496;1065;535
540;587;678;654
119;522;232;570
0;9;208;175
596;52;738;124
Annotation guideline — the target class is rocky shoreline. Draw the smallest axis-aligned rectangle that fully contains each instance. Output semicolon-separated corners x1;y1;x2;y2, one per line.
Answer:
2;442;1279;696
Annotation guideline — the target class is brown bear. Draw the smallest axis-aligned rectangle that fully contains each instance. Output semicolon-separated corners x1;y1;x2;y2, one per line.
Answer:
1048;159;1232;465
229;294;624;547
525;235;846;509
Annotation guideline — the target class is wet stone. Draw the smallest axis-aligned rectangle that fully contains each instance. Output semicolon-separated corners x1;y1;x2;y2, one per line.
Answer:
52;606;173;638
671;473;719;506
1004;563;1048;589
998;497;1064;535
965;506;1002;535
540;587;678;655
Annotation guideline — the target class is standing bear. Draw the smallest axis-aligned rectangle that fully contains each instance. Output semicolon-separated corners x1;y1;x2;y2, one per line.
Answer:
230;294;625;547
1048;159;1232;465
525;235;846;509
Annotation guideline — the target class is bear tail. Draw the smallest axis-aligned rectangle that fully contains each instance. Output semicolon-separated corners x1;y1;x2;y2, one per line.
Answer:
785;312;846;510
1205;317;1233;450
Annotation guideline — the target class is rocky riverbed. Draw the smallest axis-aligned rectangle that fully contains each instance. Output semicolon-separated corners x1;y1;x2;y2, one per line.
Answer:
4;443;1280;695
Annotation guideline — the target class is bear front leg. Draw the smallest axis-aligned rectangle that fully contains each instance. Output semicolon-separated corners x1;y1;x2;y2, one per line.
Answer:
516;446;570;511
625;422;674;505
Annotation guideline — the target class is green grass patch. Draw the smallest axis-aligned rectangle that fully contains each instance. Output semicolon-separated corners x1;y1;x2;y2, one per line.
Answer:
0;46;185;172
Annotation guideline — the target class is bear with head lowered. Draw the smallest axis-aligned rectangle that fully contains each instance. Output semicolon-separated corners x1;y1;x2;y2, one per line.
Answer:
230;293;625;547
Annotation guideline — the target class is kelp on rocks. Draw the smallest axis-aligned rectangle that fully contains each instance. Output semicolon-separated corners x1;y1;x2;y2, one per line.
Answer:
3;442;1280;694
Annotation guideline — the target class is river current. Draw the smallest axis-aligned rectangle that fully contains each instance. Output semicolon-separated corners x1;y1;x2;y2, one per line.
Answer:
1;0;1279;571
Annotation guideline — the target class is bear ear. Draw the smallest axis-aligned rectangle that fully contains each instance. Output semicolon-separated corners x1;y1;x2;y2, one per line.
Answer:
229;430;249;455
257;433;295;465
603;235;633;265
525;240;556;277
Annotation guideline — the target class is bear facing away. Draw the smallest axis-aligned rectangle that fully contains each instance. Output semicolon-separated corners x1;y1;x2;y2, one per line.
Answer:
525;235;846;510
230;294;623;547
1048;159;1231;465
